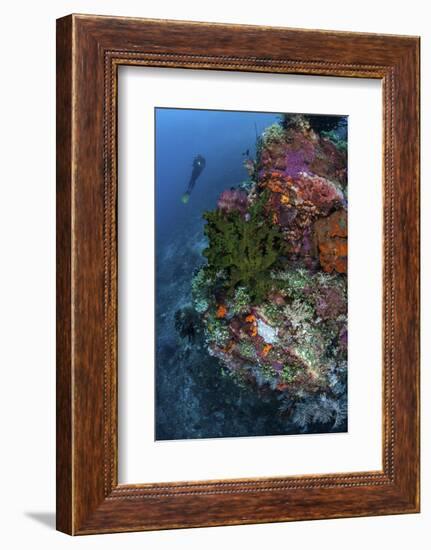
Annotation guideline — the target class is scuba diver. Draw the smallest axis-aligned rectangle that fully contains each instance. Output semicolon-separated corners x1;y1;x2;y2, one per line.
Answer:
181;154;206;204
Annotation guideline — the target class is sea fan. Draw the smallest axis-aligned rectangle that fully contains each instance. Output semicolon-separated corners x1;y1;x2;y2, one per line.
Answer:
291;401;313;430
332;396;348;428
291;393;347;431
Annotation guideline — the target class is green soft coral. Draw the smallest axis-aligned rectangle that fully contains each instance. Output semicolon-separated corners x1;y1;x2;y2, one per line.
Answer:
203;194;282;302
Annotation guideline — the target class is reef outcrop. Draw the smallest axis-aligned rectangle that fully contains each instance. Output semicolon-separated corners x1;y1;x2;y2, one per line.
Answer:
190;114;348;432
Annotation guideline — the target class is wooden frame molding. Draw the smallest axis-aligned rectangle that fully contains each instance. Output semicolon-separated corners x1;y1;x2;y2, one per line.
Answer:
56;14;420;535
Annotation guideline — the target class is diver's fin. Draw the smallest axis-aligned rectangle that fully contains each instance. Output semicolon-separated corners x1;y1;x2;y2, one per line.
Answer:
181;192;190;204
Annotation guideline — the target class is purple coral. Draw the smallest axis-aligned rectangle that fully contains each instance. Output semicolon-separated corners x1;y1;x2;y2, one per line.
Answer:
315;287;346;320
338;326;348;351
217;189;248;215
283;144;314;178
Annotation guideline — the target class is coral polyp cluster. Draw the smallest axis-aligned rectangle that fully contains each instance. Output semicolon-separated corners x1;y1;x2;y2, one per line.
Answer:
189;114;348;432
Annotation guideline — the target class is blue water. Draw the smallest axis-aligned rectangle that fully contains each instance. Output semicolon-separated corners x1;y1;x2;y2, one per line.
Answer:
155;108;278;243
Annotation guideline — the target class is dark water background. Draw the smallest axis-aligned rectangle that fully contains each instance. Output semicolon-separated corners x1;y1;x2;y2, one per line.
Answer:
155;108;328;440
155;108;278;243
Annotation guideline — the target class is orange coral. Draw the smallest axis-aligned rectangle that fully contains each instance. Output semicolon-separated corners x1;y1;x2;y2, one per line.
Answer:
222;340;235;353
267;180;284;193
314;210;347;273
262;344;272;357
245;314;258;337
216;304;227;318
280;194;290;205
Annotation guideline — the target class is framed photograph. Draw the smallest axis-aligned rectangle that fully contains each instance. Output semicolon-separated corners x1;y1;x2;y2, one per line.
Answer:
56;14;420;535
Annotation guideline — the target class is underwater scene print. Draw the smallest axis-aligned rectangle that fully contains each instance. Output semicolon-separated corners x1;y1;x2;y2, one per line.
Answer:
155;108;348;440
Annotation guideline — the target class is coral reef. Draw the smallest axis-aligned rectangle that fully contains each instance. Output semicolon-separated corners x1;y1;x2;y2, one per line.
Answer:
188;114;348;433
